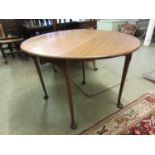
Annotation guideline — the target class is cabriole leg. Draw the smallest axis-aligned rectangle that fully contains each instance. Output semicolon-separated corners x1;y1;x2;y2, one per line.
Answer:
62;60;77;129
117;54;132;108
33;57;48;99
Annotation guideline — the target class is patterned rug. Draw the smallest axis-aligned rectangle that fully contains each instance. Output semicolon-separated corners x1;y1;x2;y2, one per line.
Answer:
81;93;155;135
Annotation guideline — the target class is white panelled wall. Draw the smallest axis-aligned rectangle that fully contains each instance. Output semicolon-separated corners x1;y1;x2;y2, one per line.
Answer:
144;19;155;46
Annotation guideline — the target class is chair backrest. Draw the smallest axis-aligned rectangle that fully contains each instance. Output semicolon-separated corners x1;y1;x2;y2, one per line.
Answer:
78;19;97;29
23;19;53;27
52;19;80;31
120;24;137;36
51;19;97;31
0;19;23;38
0;24;5;39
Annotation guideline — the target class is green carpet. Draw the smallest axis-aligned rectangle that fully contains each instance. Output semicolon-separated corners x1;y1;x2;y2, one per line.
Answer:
72;67;121;97
142;70;155;83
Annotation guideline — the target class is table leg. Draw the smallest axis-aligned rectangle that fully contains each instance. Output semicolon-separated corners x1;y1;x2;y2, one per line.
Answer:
81;61;86;84
92;60;98;71
33;57;49;99
117;54;132;108
62;60;77;129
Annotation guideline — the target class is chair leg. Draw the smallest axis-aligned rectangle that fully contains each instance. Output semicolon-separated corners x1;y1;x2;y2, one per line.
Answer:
92;60;98;71
0;46;8;64
8;43;15;58
52;64;57;73
15;42;21;57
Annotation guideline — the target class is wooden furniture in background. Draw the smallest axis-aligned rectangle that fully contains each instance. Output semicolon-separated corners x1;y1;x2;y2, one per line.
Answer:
21;19;54;39
20;19;97;38
21;29;140;129
0;24;5;39
120;24;137;36
52;19;80;31
0;21;23;64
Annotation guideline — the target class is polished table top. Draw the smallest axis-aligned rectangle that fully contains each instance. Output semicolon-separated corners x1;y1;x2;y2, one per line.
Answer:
21;29;140;60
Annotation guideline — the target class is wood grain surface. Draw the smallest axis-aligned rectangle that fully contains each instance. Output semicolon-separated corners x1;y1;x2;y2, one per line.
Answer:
21;29;140;60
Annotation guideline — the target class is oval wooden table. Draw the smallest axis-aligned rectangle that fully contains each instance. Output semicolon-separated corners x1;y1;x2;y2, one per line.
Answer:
21;29;141;129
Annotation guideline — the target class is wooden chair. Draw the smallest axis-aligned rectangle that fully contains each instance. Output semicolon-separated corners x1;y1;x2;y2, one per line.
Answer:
0;21;23;64
52;19;80;31
120;24;137;36
21;19;54;39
